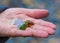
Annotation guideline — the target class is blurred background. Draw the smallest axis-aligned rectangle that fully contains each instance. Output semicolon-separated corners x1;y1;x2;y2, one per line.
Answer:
0;0;60;43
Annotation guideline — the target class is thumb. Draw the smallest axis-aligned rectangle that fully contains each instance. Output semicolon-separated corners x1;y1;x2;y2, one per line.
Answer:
26;9;49;19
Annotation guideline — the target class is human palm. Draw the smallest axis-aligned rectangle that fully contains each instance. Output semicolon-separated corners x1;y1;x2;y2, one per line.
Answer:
0;8;56;37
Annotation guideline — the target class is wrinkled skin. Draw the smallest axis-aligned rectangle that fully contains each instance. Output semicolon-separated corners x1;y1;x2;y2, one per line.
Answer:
0;8;56;38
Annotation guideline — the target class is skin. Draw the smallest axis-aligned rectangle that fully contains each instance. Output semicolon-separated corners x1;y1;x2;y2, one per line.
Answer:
0;8;56;38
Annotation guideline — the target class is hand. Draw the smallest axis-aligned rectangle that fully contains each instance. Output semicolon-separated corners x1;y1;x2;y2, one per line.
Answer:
0;8;56;38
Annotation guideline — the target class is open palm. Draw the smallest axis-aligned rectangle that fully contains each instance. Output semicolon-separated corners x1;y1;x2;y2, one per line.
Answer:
0;8;56;38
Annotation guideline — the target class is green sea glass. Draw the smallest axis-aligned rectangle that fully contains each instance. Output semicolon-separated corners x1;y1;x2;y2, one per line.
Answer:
19;20;34;30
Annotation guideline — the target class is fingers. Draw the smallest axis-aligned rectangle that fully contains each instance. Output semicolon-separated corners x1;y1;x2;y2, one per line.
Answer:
2;24;54;38
31;29;48;38
31;24;55;35
24;28;48;38
8;8;49;18
34;19;56;29
23;18;56;30
3;25;48;37
7;28;48;38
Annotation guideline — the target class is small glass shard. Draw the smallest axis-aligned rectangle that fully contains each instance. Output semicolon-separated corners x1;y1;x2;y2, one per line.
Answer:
20;20;34;30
